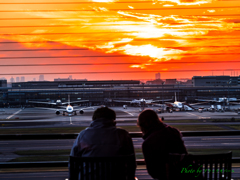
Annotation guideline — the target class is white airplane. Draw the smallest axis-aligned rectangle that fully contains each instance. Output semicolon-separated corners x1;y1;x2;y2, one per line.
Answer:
113;98;172;106
164;93;206;111
195;97;240;104
28;99;89;106
29;95;92;116
195;97;240;112
34;104;94;116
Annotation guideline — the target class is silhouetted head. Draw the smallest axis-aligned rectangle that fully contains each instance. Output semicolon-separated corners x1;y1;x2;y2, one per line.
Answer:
137;109;162;134
92;106;116;121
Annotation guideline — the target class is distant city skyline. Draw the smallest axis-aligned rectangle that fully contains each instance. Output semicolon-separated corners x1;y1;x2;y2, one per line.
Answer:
5;73;240;83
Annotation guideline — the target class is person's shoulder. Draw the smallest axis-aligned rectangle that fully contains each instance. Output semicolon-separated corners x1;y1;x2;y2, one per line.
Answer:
164;124;182;137
77;127;89;138
116;127;130;135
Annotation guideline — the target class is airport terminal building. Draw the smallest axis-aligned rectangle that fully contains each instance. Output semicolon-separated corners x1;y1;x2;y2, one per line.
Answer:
1;78;240;107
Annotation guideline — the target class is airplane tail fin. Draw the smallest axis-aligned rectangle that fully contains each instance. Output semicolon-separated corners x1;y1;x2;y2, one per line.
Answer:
175;92;177;102
68;95;70;105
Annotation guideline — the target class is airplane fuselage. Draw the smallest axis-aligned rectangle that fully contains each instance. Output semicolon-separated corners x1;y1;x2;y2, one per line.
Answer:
66;105;74;113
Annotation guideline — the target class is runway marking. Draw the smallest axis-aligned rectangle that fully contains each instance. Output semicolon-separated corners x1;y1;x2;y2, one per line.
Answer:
6;109;22;119
202;138;240;140
199;117;211;119
222;143;240;145
123;110;134;116
186;112;211;119
187;112;201;117
70;117;72;124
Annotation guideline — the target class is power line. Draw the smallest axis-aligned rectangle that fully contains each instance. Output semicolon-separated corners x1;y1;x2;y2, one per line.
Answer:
0;61;239;67
0;55;139;59
0;0;235;4
0;32;138;35
1;39;240;45
0;48;89;51
1;69;240;76
0;24;143;28
0;1;161;4
1;53;240;60
1;6;240;12
0;22;232;28
1;33;240;38
1;14;240;20
1;46;240;52
0;17;133;20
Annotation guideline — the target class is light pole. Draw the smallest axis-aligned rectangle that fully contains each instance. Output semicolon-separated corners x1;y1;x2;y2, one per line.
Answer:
162;82;164;106
142;83;145;111
228;80;231;110
177;81;180;101
162;82;164;111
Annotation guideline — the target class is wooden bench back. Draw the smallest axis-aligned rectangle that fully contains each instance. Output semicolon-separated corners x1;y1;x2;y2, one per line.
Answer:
69;155;135;180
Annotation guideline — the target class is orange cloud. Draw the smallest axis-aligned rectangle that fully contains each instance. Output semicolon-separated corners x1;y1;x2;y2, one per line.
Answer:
1;0;240;80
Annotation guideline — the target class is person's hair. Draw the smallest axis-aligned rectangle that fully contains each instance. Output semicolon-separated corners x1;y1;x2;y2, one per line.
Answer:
92;106;116;121
138;109;161;132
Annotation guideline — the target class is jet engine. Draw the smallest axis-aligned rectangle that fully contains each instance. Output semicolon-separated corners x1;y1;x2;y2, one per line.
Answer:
56;110;60;115
79;110;84;114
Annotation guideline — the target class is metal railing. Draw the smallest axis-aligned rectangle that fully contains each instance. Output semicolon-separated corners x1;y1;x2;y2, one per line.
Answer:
0;131;240;168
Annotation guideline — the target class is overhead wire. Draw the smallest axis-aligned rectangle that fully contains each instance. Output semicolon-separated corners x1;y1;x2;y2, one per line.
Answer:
1;69;240;76
1;45;240;51
0;22;230;28
1;53;240;60
0;32;138;35
0;61;240;67
1;14;240;20
1;6;240;12
0;0;237;4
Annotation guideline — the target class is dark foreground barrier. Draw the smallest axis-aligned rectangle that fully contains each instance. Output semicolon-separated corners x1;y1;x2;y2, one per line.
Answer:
1;130;240;140
0;131;240;169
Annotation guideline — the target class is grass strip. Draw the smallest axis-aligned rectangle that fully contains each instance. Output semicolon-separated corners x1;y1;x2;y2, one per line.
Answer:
10;154;144;162
0;125;226;134
187;149;240;157
9;156;68;162
226;125;240;130
118;125;225;132
162;125;225;131
0;127;87;134
211;119;240;122
162;120;201;123
15;149;71;156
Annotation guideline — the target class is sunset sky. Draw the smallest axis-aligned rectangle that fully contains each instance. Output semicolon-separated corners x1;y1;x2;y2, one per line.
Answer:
0;0;240;81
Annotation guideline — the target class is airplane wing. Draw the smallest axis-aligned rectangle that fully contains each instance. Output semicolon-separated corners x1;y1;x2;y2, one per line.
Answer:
188;102;209;105
113;100;133;103
150;99;173;103
33;107;65;111
229;102;240;105
195;99;217;102
61;100;89;105
74;106;96;111
28;101;56;105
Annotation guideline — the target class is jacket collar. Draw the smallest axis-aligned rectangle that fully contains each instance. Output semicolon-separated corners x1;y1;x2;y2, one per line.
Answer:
143;123;167;140
90;118;116;128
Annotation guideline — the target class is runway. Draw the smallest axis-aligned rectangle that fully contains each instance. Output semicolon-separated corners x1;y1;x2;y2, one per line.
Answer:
0;106;240;128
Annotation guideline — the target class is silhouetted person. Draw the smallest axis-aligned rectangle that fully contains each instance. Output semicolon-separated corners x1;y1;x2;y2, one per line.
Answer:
137;109;187;180
70;106;136;179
